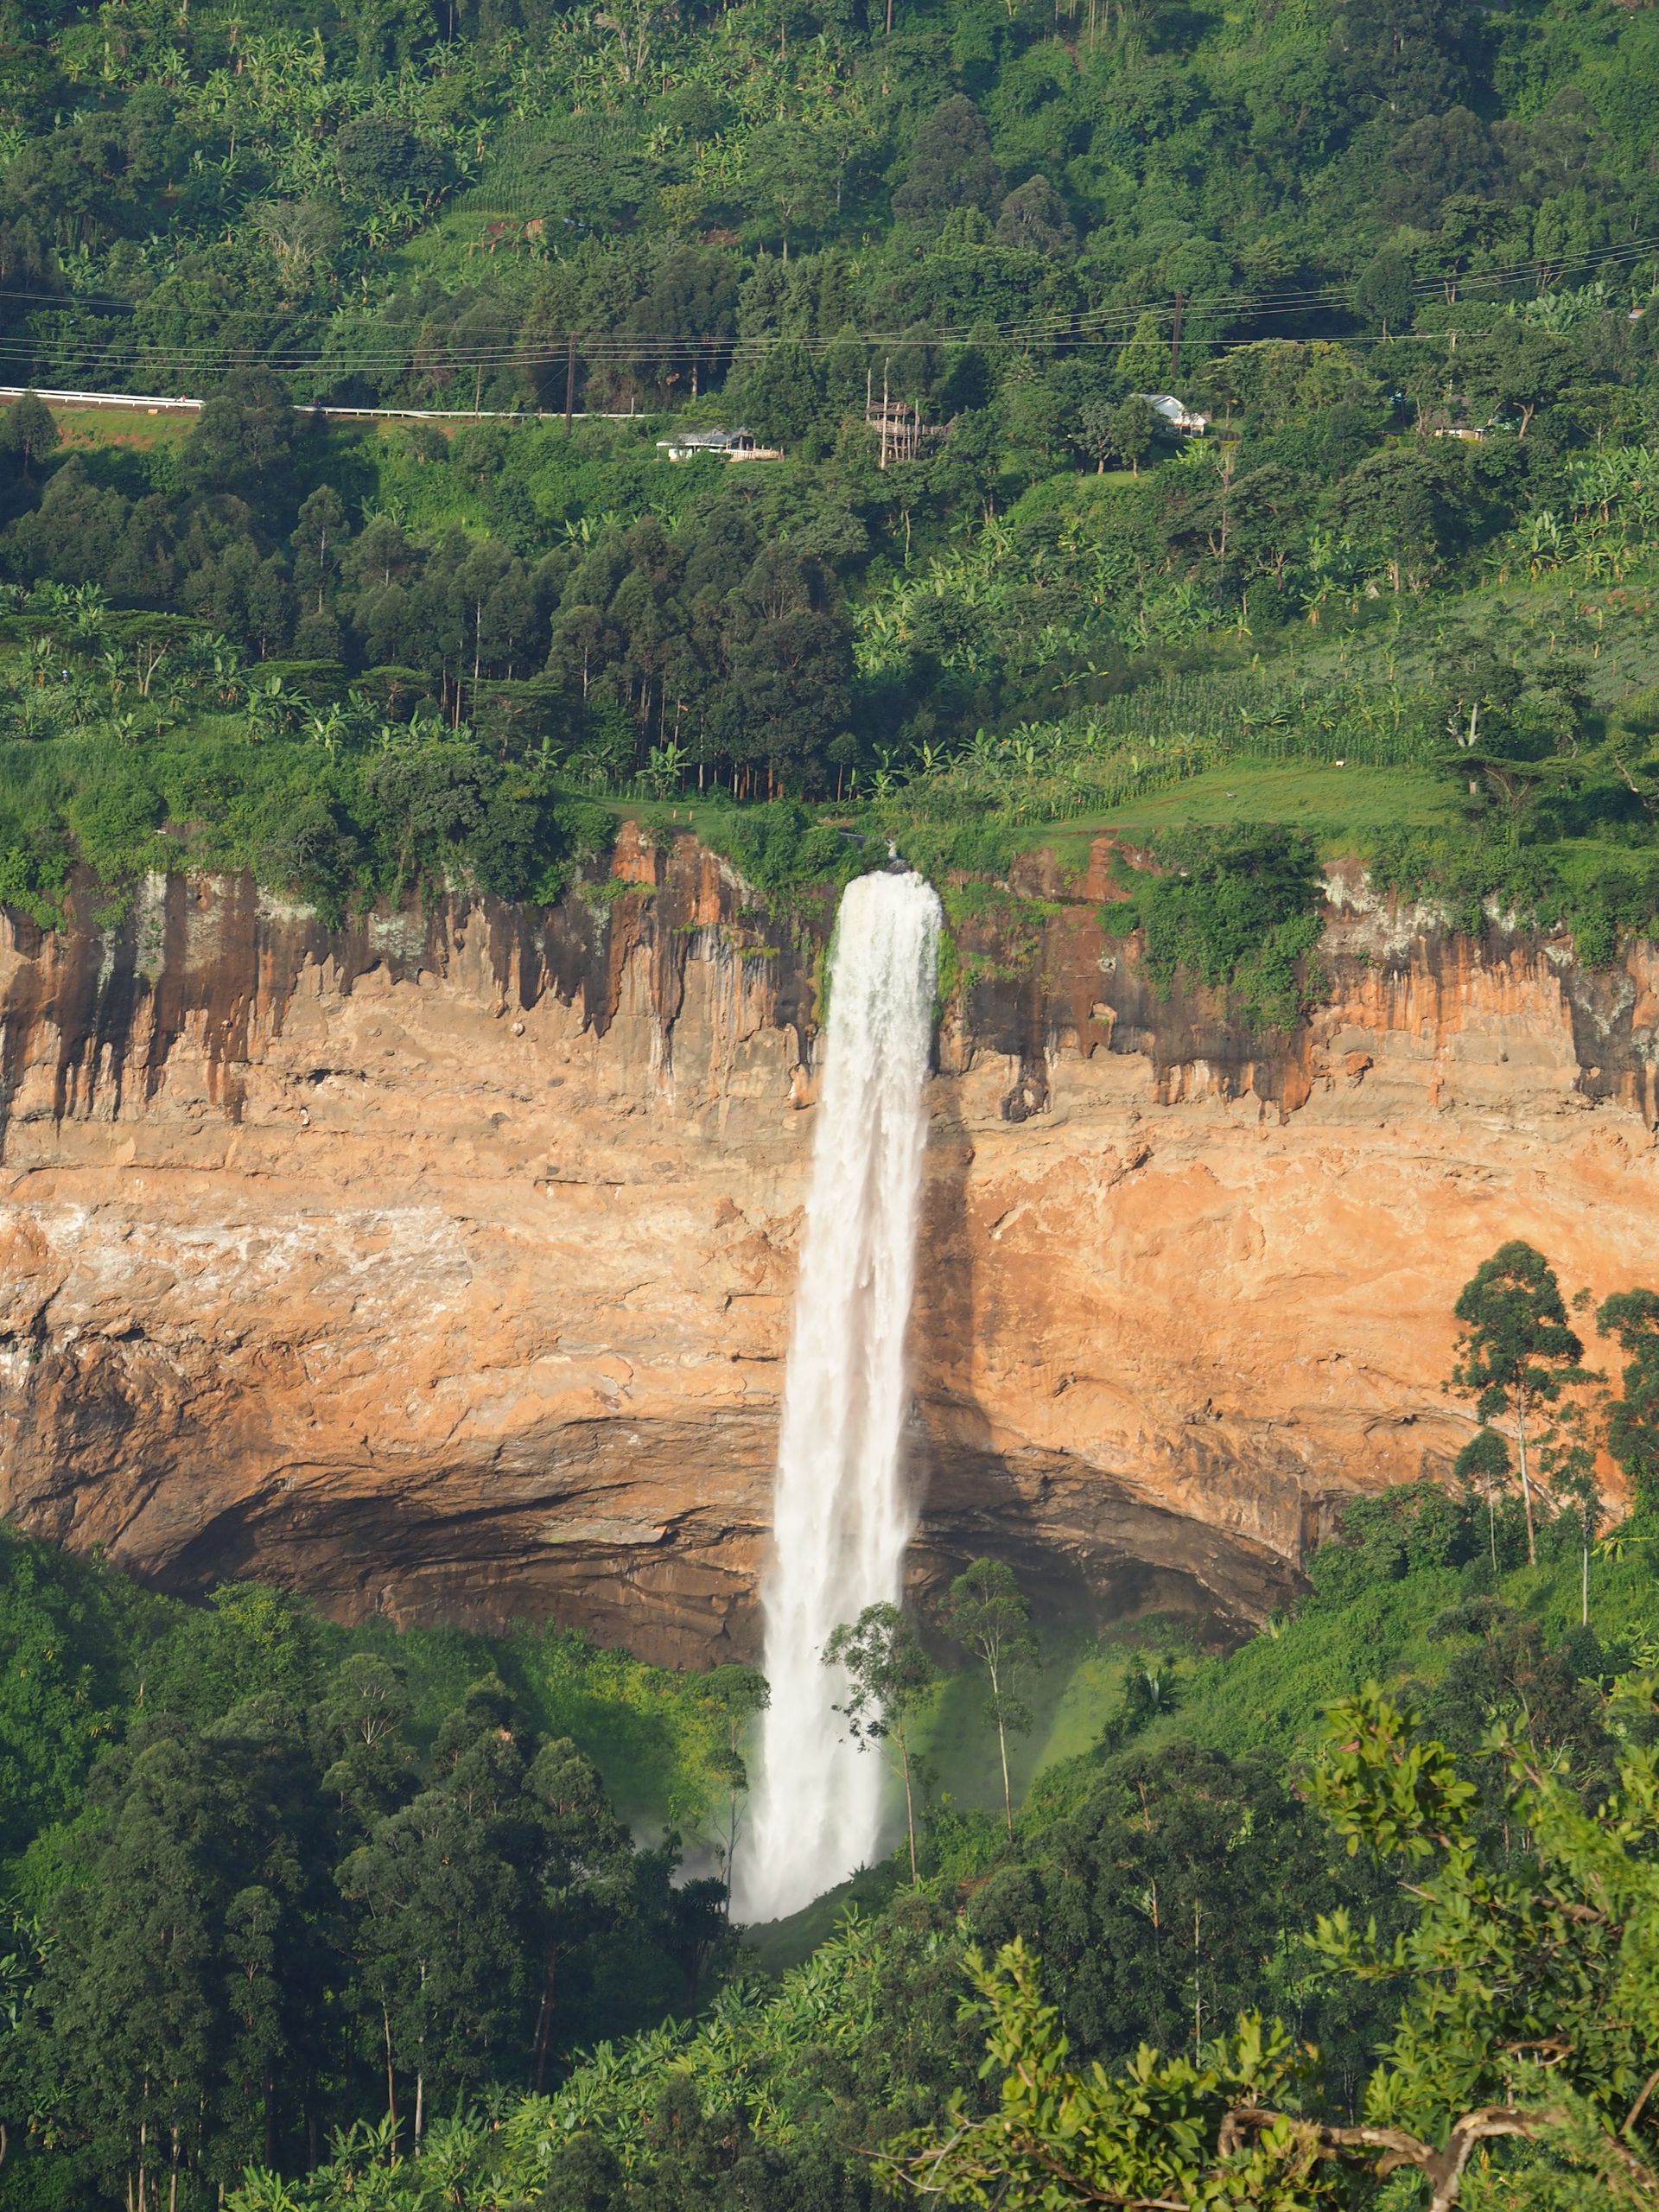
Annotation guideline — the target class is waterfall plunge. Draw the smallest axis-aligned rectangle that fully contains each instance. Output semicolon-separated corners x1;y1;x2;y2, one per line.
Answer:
738;867;942;1924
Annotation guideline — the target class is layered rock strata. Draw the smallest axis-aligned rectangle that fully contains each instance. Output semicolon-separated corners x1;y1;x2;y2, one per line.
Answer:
0;830;1653;1663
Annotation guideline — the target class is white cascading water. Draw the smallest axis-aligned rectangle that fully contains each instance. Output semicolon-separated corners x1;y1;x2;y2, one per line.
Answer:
737;866;942;1923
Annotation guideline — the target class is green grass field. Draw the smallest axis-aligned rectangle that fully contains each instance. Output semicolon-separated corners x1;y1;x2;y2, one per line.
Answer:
1104;761;1461;837
1097;1545;1658;1782
914;1626;1170;1817
39;404;194;451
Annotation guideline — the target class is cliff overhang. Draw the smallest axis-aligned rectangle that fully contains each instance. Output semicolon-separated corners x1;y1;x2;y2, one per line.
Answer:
0;828;1651;1663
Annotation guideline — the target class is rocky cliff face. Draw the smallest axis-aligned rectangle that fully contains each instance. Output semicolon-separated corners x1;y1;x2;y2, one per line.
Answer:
0;830;1654;1664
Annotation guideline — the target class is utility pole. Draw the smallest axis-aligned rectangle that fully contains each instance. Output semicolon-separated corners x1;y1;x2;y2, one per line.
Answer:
564;333;576;430
880;358;890;468
1170;290;1185;385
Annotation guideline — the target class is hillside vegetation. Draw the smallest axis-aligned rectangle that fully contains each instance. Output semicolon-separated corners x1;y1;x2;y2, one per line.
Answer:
2;1241;1658;2207
5;0;1659;973
3;1452;1656;2207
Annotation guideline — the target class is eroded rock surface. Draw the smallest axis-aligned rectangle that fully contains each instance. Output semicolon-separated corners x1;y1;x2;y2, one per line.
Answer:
0;830;1654;1663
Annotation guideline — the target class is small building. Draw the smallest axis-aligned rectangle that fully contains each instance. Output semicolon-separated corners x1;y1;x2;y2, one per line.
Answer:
1133;392;1210;435
1423;397;1487;442
656;426;783;462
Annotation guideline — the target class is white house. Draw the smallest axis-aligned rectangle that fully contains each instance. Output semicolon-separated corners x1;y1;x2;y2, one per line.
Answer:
655;426;784;462
1133;393;1210;435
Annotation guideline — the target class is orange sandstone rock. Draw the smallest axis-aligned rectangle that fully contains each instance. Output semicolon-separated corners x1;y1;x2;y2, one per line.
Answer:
0;841;1650;1663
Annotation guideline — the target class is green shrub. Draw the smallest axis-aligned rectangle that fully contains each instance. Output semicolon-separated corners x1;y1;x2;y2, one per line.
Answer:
699;799;858;894
1134;826;1325;1026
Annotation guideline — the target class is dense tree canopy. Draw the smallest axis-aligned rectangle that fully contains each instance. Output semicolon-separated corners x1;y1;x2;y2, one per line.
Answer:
0;0;1656;929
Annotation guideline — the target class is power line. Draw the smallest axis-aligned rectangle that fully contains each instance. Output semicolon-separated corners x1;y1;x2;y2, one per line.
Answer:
0;321;1630;377
0;232;1652;382
7;232;1659;346
3;223;1656;336
0;386;662;422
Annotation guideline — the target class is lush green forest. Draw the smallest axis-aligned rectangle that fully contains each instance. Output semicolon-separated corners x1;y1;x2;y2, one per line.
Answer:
0;1243;1656;2208
5;0;1659;962
7;0;1659;2200
0;1553;768;2206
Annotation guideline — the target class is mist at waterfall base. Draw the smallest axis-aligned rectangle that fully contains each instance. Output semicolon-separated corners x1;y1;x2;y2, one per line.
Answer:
735;868;942;1924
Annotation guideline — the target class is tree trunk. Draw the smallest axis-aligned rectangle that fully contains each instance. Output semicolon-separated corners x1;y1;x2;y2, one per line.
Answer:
988;1657;1014;1840
1516;1386;1537;1566
531;1953;558;2093
900;1732;918;1879
1192;1900;1202;2049
383;2003;397;2132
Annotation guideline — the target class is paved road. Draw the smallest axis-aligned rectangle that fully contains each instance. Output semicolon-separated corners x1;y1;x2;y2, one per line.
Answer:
0;385;662;423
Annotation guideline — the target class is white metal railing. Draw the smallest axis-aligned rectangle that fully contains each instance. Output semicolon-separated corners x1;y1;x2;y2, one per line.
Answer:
0;386;665;422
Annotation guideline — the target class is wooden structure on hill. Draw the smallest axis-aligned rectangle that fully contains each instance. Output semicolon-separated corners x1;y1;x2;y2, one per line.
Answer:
866;366;943;467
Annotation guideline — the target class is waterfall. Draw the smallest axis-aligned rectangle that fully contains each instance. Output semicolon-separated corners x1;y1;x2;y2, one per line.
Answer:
737;866;942;1923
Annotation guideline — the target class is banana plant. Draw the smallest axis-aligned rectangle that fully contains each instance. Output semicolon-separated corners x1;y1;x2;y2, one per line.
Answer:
637;738;689;796
1520;508;1565;577
212;645;250;708
245;672;298;742
306;702;349;753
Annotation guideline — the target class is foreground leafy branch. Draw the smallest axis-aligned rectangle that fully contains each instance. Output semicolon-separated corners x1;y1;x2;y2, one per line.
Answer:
884;1945;1332;2210
886;1683;1659;2209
